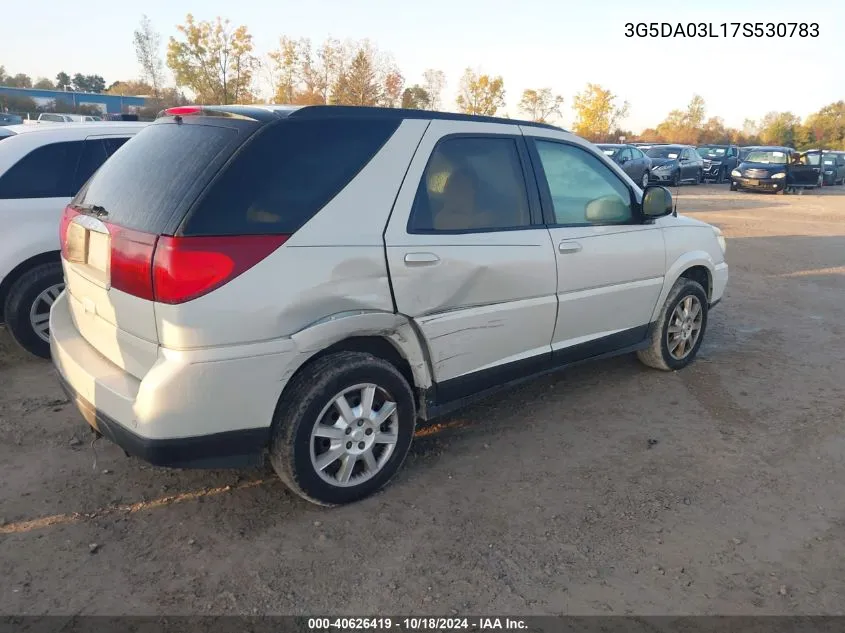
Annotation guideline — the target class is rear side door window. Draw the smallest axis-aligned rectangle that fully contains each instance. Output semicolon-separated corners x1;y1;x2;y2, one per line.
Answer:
407;136;531;232
0;141;83;199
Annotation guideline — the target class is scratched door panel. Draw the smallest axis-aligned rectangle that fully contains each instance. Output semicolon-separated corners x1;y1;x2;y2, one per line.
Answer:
386;233;557;381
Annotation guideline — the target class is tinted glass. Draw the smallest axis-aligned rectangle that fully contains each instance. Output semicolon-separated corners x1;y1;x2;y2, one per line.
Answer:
535;141;632;226
185;118;399;236
408;136;530;232
73;137;131;191
618;148;632;161
631;148;644;159
0;141;82;199
75;123;238;234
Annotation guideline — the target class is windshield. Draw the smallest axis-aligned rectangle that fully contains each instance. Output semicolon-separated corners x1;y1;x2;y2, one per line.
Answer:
745;150;787;164
599;147;618;157
697;146;727;157
646;147;680;159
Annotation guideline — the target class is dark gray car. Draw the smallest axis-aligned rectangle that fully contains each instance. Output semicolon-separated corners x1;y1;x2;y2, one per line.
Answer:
596;143;652;189
646;145;704;186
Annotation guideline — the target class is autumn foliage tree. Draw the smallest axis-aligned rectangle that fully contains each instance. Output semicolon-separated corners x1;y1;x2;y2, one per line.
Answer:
455;68;505;116
518;88;563;123
571;83;629;141
167;14;257;104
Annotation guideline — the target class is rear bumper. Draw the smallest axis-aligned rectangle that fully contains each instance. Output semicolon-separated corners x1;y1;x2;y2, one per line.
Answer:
50;291;300;469
56;372;267;468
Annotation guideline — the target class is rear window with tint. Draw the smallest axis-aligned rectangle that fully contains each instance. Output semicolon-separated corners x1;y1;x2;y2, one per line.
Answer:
181;117;400;236
75;123;239;234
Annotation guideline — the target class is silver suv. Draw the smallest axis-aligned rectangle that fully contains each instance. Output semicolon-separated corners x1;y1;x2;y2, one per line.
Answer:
51;105;728;506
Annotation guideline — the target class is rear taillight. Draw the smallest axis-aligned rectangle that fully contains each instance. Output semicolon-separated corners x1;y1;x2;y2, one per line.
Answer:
59;205;80;259
108;225;158;301
152;235;289;304
106;226;288;304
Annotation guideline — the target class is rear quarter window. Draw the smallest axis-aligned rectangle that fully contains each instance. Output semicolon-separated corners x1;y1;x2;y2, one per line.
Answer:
181;117;400;236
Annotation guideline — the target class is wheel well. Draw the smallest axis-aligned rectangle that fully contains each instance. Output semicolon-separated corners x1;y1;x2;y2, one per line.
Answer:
680;265;711;300
0;251;61;324
292;336;417;394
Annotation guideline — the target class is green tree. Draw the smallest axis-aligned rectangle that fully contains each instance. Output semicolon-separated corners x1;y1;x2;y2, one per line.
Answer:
33;77;55;90
455;68;505;116
571;83;629;142
167;14;257;104
804;101;845;150
759;111;803;147
518;88;563;122
3;73;33;88
55;71;71;91
401;85;430;110
134;15;165;100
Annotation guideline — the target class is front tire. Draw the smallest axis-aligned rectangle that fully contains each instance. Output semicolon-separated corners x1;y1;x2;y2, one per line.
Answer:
3;262;64;359
637;277;708;372
641;170;649;190
693;169;703;185
717;167;726;184
269;351;416;506
730;181;738;191
671;170;681;187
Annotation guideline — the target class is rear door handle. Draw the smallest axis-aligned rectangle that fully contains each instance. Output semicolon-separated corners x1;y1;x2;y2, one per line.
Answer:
404;252;440;266
558;241;582;254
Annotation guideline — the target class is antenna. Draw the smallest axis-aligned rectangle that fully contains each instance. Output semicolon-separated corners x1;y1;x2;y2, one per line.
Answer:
673;181;680;216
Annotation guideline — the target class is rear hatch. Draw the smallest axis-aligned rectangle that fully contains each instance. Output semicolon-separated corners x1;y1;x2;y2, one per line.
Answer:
60;117;258;378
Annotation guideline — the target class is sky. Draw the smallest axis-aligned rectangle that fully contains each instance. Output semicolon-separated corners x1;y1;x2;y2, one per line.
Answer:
3;0;844;132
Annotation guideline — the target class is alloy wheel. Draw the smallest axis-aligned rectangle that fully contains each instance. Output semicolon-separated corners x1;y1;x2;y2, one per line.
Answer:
28;283;64;343
310;383;399;487
667;295;703;361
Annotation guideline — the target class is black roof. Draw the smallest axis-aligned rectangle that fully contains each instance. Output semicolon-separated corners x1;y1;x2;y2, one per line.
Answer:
159;104;565;131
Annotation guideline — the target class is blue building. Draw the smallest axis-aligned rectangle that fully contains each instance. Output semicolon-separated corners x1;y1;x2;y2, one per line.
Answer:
0;86;148;114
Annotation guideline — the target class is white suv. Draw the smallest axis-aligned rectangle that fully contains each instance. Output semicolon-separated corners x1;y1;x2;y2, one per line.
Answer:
0;122;147;357
51;105;728;506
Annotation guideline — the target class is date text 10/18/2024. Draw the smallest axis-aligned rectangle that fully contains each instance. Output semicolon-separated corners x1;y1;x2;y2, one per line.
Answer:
625;22;819;38
307;618;528;631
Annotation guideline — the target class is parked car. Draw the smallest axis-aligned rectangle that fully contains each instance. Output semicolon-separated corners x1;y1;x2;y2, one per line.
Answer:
731;146;821;193
104;113;140;122
696;144;740;183
0;122;148;357
596;143;653;189
52;104;729;506
0;113;23;126
646;144;704;186
822;151;845;185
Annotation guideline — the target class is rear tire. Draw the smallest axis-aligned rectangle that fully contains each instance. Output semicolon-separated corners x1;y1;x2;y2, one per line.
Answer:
3;262;64;359
269;351;416;506
637;277;708;372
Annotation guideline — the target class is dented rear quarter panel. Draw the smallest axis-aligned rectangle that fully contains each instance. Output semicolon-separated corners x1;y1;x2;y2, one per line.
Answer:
154;119;430;350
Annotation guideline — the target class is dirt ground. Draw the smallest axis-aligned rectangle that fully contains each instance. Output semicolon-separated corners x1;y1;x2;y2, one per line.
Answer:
1;184;844;616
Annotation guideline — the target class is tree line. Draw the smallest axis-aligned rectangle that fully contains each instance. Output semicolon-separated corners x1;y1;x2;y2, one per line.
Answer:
2;13;843;150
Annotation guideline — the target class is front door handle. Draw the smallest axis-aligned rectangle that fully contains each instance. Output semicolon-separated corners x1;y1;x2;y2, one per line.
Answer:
404;252;440;266
558;241;582;254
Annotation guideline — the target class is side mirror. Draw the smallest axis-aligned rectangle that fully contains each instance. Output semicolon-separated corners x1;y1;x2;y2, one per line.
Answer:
642;186;674;219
